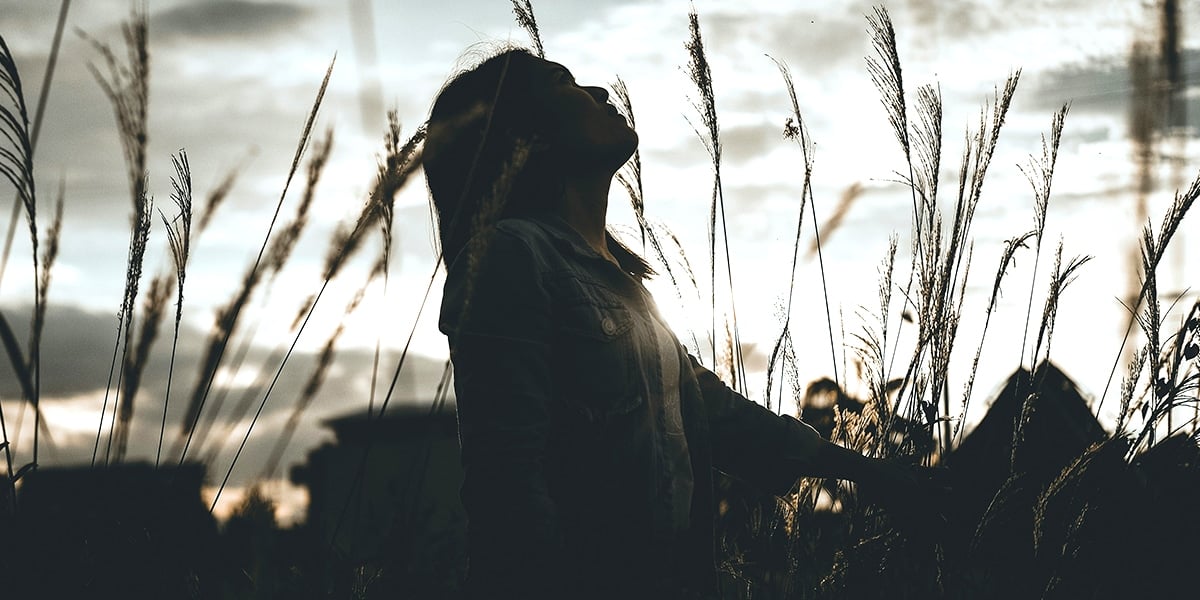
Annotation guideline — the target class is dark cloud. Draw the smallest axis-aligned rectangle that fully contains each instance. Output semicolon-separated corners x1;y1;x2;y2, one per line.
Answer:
0;299;447;411
2;299;450;486
648;121;790;171
722;122;787;165
1027;48;1200;132
152;1;312;42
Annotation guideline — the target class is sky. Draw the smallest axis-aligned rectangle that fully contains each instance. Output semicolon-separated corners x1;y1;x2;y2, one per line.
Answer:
1;0;1198;521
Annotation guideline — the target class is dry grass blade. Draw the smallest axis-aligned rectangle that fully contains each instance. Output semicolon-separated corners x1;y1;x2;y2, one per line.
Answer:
511;0;545;58
79;10;150;219
156;151;193;467
1014;104;1068;389
105;189;154;465
1115;344;1151;433
611;77;695;343
195;152;250;236
27;189;62;462
866;6;909;162
1129;298;1200;450
1100;169;1200;413
805;183;863;260
611;77;645;242
685;8;747;389
0;0;68;295
189;131;332;458
1031;241;1092;379
0;308;31;478
192;130;332;457
267;128;332;278
361;113;409;417
947;72;1019;306
770;55;846;402
260;279;371;480
114;271;171;462
851;237;899;440
909;84;942;240
212;116;427;509
956;230;1035;440
80;8;152;467
0;32;42;470
175;57;336;465
294;123;425;329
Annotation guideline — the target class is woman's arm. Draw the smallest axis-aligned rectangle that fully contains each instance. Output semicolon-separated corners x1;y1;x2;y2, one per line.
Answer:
691;357;949;523
691;356;911;489
440;229;563;598
689;355;824;495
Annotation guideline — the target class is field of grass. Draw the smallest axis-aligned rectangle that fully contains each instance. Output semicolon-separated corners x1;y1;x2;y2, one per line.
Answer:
1;1;1198;598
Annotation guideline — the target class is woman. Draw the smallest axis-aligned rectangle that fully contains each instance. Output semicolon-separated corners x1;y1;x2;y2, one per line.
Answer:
427;47;931;599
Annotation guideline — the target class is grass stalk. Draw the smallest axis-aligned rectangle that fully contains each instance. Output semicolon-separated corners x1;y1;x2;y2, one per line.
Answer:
29;189;61;463
198;128;333;464
114;269;170;462
156;151;193;467
1030;241;1093;383
260;273;373;479
765;56;815;409
1014;104;1068;399
611;79;703;356
1100;170;1200;422
175;57;335;465
0;0;69;293
511;0;545;59
80;9;152;467
104;190;154;465
685;8;748;392
0;28;44;471
211;116;424;508
956;230;1034;441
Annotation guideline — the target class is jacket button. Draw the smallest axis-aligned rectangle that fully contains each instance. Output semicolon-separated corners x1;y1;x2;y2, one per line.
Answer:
601;317;616;335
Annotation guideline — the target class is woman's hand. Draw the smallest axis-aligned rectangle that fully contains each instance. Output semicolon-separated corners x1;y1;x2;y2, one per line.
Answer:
856;458;952;534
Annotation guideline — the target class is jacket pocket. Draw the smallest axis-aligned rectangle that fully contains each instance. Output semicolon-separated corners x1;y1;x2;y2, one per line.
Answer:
554;299;644;422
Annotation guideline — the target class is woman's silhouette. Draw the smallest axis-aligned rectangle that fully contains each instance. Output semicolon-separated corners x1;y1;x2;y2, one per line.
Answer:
426;47;932;600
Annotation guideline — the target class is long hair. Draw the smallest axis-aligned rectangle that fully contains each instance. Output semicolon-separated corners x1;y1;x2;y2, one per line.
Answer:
425;47;652;278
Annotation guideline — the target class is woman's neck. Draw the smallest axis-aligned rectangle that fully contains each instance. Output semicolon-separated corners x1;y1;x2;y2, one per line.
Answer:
557;172;616;261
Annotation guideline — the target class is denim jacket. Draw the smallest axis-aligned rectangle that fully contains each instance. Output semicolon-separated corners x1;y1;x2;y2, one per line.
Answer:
439;215;823;599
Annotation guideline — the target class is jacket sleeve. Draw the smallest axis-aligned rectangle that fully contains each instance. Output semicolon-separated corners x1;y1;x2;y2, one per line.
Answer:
689;354;825;496
439;229;563;598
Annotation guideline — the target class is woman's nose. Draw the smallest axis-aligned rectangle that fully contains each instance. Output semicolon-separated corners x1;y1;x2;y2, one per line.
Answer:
585;86;609;103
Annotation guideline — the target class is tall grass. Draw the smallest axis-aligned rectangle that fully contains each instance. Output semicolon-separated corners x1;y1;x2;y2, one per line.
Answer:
685;8;751;393
174;56;335;466
0;0;68;293
764;57;814;414
156;151;193;467
79;9;153;467
0;21;45;479
864;6;1026;456
1;1;1198;597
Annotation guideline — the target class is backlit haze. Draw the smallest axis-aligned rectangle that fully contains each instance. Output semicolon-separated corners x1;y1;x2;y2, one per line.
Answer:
1;0;1197;521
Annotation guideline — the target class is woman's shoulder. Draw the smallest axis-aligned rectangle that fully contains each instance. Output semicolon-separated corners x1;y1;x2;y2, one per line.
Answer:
486;216;567;262
444;216;559;274
492;216;555;243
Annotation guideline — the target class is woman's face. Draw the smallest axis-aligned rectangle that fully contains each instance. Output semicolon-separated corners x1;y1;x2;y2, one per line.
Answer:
529;58;639;173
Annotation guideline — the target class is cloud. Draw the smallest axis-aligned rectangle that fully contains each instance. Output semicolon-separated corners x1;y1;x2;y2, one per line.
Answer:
2;298;451;490
0;300;448;414
153;1;312;42
1026;47;1200;131
698;6;869;77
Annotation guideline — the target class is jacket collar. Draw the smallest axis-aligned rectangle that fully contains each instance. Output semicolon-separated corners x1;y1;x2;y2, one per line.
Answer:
527;214;612;263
